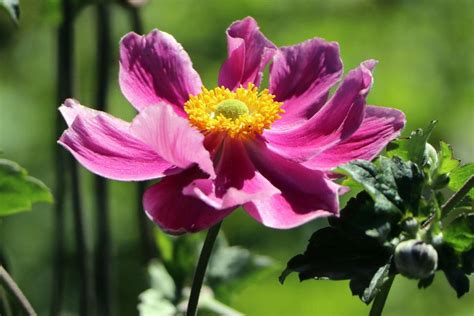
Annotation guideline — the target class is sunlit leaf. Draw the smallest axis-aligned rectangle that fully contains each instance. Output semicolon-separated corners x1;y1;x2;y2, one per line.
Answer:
0;159;53;216
448;163;474;199
443;215;474;253
148;260;176;301
437;141;460;174
386;121;437;166
138;289;177;316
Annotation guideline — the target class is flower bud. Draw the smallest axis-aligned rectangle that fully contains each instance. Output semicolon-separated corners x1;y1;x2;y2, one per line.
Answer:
394;240;438;279
424;143;438;169
401;217;418;236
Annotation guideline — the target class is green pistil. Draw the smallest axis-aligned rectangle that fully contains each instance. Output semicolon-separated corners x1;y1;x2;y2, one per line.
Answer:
215;99;249;120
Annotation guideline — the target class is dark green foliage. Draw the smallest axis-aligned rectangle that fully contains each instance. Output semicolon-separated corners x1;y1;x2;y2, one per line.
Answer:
282;123;474;308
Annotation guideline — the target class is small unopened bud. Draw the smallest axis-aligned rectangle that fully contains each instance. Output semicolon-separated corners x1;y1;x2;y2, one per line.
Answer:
424;143;438;169
401;218;418;236
395;240;438;279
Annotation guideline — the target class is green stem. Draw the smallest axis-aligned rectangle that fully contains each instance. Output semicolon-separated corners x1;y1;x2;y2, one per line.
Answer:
0;266;36;316
186;222;222;316
369;276;395;316
94;3;112;316
441;175;474;216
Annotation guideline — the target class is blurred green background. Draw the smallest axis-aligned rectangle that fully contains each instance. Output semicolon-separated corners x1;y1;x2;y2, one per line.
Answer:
0;0;473;315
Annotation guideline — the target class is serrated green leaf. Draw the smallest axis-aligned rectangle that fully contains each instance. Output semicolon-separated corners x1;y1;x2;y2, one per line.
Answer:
386;121;436;166
337;160;402;216
337;157;423;218
280;227;390;284
0;0;20;24
443;215;474;253
362;263;391;304
0;159;53;216
449;163;474;199
438;141;460;174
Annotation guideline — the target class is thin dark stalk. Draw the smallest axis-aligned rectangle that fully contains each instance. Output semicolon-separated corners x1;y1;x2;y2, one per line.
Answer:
369;276;395;316
0;266;36;316
441;175;474;216
56;1;93;314
137;181;156;262
50;0;74;313
129;6;144;34
127;6;157;263
186;222;222;316
94;3;112;316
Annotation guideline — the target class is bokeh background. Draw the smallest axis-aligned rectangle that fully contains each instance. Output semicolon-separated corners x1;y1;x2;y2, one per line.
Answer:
0;0;473;315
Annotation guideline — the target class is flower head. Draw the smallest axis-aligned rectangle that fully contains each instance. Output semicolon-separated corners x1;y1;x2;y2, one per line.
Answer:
59;17;405;234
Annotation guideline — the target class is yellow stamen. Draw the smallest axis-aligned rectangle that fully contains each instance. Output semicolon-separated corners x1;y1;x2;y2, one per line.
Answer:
184;83;284;138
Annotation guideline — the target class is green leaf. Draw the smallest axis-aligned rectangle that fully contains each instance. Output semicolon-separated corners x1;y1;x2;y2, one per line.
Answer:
147;260;175;301
386;121;436;166
336;157;423;217
0;159;53;216
0;0;20;24
196;286;242;316
207;236;277;301
443;215;474;253
449;163;474;199
138;288;177;316
438;141;460;174
438;245;471;297
280;227;390;284
362;263;391;304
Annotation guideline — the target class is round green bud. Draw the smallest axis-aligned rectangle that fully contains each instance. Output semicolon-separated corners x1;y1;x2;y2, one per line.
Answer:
401;218;419;236
215;99;249;120
394;240;438;279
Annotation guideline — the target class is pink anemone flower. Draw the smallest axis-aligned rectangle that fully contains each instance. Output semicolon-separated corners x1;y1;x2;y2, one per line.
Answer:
59;17;405;234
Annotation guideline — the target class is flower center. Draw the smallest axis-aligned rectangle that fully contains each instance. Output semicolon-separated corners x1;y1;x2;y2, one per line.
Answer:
215;99;249;120
184;83;284;138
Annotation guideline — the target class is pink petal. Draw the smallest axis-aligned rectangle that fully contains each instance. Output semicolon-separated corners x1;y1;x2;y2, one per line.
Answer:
119;30;202;114
264;60;376;162
218;17;276;90
143;168;235;234
183;138;280;209
303;106;406;170
58;99;174;181
243;140;341;229
269;38;343;129
130;104;215;178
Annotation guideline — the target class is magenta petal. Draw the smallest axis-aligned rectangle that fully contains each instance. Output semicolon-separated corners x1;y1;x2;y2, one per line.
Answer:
270;38;343;129
119;30;202;114
183;138;280;209
143;168;235;234
58;100;174;181
304;106;406;170
218;17;276;90
130;103;215;178
264;60;376;162
243;140;341;229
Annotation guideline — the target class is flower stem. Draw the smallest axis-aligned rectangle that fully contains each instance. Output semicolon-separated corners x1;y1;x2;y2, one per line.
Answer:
94;3;112;316
369;276;395;316
441;175;474;216
51;0;74;314
127;6;157;263
187;222;222;316
0;266;36;316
